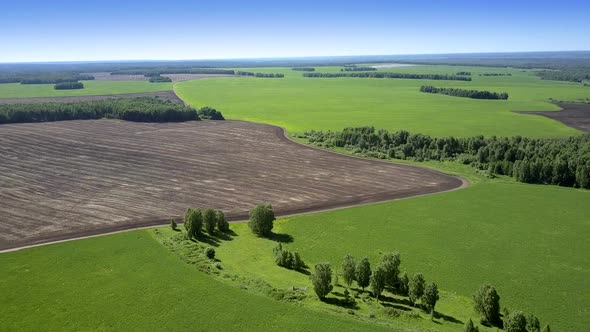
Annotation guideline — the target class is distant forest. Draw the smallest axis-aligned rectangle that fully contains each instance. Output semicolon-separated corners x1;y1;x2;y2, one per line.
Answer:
292;67;315;71
0;97;224;124
303;72;472;81
303;127;590;189
236;71;285;78
0;73;94;84
420;85;509;100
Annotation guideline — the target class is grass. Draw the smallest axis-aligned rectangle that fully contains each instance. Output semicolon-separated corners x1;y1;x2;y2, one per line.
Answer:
0;81;173;98
0;230;397;332
175;65;589;137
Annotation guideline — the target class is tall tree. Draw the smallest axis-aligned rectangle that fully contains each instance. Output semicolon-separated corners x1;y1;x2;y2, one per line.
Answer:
203;208;217;234
248;204;275;237
409;273;426;306
422;282;439;320
370;264;387;301
505;311;527;332
473;284;501;326
341;254;356;288
381;252;401;291
311;263;333;300
215;210;230;233
355;257;372;291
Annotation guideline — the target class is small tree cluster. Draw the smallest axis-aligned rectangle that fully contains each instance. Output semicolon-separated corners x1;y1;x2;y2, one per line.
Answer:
248;204;275;237
184;207;230;239
197;106;225;120
420;85;509;100
54;81;84;90
273;243;305;270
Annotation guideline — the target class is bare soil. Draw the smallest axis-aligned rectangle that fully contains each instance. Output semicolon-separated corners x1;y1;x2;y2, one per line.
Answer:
514;102;590;132
0;120;464;250
0;91;182;104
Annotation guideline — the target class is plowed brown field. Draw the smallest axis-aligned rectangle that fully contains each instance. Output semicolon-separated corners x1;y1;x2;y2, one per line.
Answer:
0;120;464;250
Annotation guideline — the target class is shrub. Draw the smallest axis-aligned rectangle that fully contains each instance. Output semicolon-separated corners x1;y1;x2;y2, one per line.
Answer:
205;247;215;259
198;106;225;120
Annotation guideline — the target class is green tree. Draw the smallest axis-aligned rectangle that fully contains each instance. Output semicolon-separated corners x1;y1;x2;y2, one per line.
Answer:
464;318;479;332
203;208;217;234
216;210;229;232
398;272;410;296
248;204;275;237
505;311;527;332
370;264;387;301
170;219;177;230
311;263;333;300
355;257;372;291
526;313;541;332
381;252;401;291
183;208;193;232
473;284;501;326
422;282;439;320
341;254;356;288
292;252;305;270
189;209;203;239
409;273;425;306
204;247;215;259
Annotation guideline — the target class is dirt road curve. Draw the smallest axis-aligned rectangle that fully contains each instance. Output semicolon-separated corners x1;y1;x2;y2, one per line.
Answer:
0;120;464;250
514;102;590;132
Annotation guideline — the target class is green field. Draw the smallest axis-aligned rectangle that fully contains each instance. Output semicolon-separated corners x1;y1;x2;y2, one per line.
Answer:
0;231;397;332
176;65;589;137
0;81;173;98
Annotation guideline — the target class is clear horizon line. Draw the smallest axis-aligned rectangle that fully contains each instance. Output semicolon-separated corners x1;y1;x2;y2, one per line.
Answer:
1;49;589;65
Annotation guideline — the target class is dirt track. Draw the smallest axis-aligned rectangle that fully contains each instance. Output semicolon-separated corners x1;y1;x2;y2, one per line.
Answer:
0;91;182;104
0;120;464;250
514;102;590;132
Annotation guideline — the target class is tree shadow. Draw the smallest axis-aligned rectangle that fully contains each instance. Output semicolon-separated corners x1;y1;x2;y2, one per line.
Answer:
321;296;359;309
380;302;412;311
434;311;463;324
196;234;221;247
267;232;293;243
379;294;414;307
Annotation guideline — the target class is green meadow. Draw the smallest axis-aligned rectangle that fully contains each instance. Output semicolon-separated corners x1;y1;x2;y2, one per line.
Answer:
0;81;172;98
176;65;589;137
0;231;395;332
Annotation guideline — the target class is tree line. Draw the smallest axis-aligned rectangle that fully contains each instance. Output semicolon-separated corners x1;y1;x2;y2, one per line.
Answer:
110;68;235;76
302;127;590;189
236;71;285;78
456;71;471;76
302;72;472;81
341;67;377;71
54;82;84;90
148;75;172;83
420;85;509;100
480;73;512;77
0;73;95;84
292;67;315;71
0;98;225;124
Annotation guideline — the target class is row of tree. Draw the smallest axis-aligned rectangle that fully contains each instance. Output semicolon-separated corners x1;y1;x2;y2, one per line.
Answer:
148;75;172;82
291;67;315;71
182;208;230;239
420;85;509;100
0;73;94;84
236;71;285;78
341;67;377;71
302;72;472;81
54;81;84;90
471;284;550;332
480;73;512;76
456;71;472;75
110;68;235;76
0;97;223;124
302;127;590;188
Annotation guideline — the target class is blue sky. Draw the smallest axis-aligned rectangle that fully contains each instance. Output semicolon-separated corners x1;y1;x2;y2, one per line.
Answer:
1;0;589;62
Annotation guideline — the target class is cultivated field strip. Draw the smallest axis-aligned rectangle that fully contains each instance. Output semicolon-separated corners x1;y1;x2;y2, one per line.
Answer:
0;120;463;249
0;91;182;104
